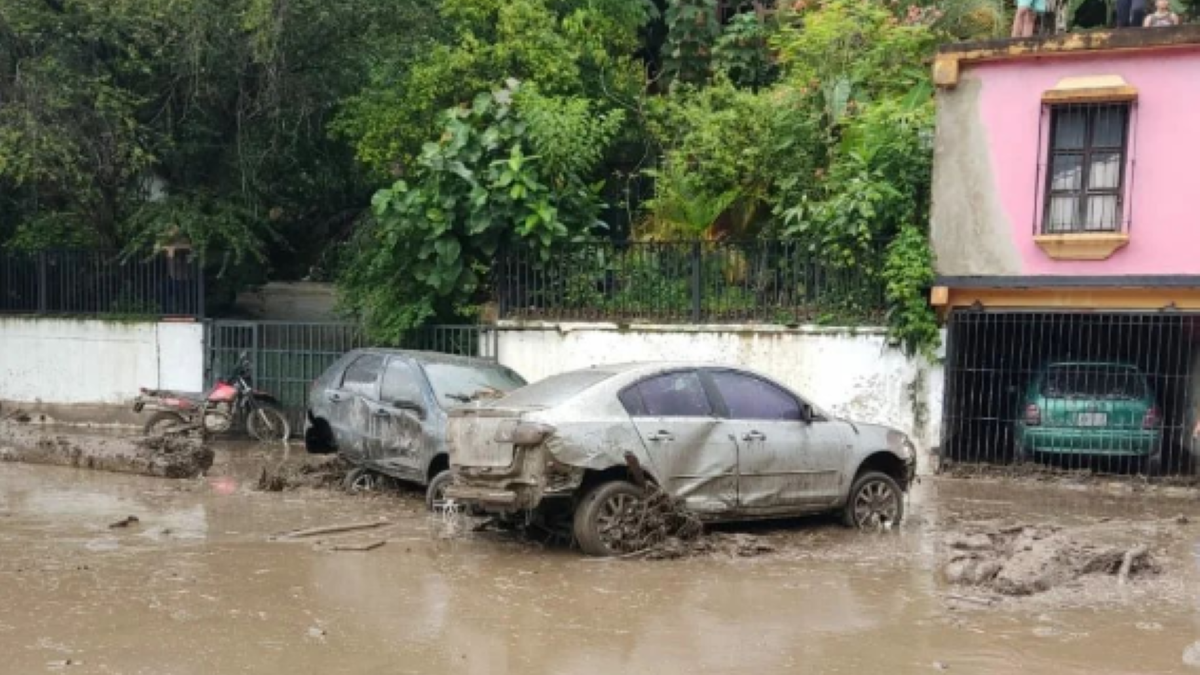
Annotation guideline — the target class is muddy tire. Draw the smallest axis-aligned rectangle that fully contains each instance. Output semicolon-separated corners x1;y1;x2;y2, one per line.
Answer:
842;471;904;530
573;480;644;557
426;470;454;511
246;404;290;443
144;412;188;437
343;467;379;493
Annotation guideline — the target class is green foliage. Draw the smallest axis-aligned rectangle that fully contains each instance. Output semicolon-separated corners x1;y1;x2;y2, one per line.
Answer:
333;0;651;178
339;81;620;341
884;224;939;357
661;0;721;85
712;11;778;89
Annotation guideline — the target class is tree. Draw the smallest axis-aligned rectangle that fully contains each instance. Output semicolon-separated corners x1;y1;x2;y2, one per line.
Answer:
339;80;623;340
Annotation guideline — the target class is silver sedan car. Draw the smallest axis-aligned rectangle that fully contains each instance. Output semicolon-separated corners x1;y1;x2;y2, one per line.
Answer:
446;362;917;556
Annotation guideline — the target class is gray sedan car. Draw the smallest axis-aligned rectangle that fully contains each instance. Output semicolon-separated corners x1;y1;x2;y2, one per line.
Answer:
446;362;917;555
304;349;526;507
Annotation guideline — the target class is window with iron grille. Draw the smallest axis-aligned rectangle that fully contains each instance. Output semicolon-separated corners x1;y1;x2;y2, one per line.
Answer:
1043;102;1131;234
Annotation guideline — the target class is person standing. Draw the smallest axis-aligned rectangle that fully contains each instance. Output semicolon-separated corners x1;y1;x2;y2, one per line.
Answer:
1116;0;1148;27
1012;0;1045;37
1144;0;1181;26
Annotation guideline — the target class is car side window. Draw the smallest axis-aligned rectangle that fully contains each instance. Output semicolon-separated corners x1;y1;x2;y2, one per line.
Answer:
381;358;423;405
632;371;713;417
341;354;383;397
710;370;801;421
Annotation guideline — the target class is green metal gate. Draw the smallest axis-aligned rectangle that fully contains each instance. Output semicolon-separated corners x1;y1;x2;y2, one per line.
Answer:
204;321;498;428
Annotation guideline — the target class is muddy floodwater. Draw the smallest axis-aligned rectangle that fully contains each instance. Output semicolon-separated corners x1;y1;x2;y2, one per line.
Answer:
3;443;1200;674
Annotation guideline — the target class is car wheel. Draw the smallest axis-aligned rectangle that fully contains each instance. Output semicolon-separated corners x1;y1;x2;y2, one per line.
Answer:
144;412;188;437
1145;444;1164;477
573;480;644;557
426;470;454;512
1013;438;1029;465
343;467;379;493
842;471;904;530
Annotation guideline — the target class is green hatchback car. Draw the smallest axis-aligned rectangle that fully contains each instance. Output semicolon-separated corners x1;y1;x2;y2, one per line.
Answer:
1014;362;1162;471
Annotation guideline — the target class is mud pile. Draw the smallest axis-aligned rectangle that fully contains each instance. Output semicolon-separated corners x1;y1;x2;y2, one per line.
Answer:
0;423;212;478
256;457;351;492
943;525;1158;596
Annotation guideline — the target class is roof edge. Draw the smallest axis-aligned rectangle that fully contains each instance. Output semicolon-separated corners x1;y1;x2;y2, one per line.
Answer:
934;25;1200;88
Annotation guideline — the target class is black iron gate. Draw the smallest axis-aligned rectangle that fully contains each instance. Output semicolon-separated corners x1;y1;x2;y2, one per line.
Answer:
940;310;1200;477
205;321;498;428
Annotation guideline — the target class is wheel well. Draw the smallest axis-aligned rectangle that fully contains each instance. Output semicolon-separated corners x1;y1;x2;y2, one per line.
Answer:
304;415;336;452
427;453;450;482
855;452;909;490
578;465;658;495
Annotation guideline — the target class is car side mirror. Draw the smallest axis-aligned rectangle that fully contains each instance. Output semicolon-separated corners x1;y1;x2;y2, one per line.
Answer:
800;405;813;424
393;400;426;419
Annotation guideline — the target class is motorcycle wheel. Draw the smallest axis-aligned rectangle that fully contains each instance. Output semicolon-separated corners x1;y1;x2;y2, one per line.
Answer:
144;412;188;437
246;404;290;442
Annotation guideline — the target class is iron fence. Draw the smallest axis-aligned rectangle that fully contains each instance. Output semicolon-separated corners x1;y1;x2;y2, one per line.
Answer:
0;250;203;318
205;320;497;428
494;240;886;325
940;310;1200;478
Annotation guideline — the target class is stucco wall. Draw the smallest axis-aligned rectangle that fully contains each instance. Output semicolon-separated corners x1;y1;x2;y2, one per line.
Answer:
932;48;1200;277
0;318;204;407
495;322;944;472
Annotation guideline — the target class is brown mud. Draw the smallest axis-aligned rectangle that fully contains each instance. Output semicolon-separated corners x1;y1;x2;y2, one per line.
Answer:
0;422;212;478
2;452;1200;674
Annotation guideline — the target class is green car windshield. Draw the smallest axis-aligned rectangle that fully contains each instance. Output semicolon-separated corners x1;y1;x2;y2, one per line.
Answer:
1041;365;1146;400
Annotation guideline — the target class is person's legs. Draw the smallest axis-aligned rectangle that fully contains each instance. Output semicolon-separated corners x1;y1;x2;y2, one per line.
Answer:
1012;6;1033;36
1116;0;1133;26
1130;0;1147;26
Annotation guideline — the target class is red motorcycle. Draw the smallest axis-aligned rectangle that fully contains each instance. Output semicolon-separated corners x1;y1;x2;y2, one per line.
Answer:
133;351;290;441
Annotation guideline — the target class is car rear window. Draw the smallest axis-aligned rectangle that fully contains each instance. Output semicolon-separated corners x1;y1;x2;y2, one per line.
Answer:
496;370;616;408
1041;365;1146;400
424;363;528;407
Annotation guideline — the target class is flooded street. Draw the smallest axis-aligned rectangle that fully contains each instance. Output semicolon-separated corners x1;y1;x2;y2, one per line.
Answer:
3;445;1200;674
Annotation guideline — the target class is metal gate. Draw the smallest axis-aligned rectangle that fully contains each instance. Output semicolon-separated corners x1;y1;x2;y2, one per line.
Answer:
940;310;1200;477
205;321;498;428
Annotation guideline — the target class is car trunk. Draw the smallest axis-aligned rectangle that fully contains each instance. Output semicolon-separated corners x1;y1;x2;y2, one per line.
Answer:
1038;396;1148;430
448;406;538;468
1035;366;1151;430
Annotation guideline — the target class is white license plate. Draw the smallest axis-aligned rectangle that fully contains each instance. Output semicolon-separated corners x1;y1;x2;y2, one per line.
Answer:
1076;413;1107;427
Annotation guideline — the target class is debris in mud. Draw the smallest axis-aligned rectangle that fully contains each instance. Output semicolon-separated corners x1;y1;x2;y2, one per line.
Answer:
255;457;349;492
0;423;212;479
940;461;1200;489
643;532;777;560
108;516;140;529
272;519;390;540
328;539;386;552
942;524;1159;596
608;453;704;557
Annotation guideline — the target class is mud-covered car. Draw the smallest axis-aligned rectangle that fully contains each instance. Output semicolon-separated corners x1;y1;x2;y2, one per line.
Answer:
445;363;917;555
304;349;526;508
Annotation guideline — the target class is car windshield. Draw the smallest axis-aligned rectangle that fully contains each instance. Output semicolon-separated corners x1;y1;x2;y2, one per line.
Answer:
424;363;527;408
492;370;616;409
1041;365;1145;400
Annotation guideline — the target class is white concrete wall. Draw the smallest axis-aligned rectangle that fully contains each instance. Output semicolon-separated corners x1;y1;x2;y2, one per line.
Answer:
0;318;204;405
495;322;945;471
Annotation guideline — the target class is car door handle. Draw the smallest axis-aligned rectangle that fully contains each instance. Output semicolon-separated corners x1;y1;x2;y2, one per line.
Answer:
742;431;766;442
327;392;344;403
373;407;390;417
647;431;674;442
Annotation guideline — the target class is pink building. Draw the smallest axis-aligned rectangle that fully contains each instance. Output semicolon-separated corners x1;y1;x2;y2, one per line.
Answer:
929;27;1200;475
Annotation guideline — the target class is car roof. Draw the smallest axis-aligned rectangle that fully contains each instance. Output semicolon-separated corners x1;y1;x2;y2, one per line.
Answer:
349;348;505;368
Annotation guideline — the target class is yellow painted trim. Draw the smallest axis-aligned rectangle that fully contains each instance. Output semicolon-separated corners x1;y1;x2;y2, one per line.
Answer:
930;286;950;307
1041;86;1138;104
932;54;960;88
940;287;1200;311
1034;233;1130;260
